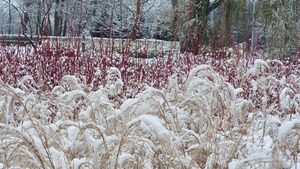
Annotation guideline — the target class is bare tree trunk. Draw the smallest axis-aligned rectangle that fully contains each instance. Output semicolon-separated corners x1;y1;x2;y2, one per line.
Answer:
250;0;256;52
36;0;42;35
180;0;224;54
62;0;69;36
62;17;67;36
171;0;179;41
54;0;61;36
8;0;12;34
48;14;52;36
297;0;300;21
132;0;141;40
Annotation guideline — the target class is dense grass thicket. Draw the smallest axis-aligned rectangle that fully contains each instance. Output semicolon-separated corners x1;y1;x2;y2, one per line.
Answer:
0;40;299;168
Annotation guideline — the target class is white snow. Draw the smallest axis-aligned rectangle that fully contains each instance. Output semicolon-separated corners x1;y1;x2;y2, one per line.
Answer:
118;152;135;165
70;158;88;169
128;114;170;139
277;119;300;142
0;52;299;168
67;126;80;143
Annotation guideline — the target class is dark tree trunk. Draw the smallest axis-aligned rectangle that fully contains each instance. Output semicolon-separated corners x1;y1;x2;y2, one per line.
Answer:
62;17;68;36
36;0;42;35
132;0;141;40
8;0;12;34
48;14;52;36
54;0;61;36
171;0;179;41
180;0;224;54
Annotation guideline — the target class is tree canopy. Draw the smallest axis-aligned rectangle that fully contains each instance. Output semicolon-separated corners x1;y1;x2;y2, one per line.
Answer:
0;0;298;54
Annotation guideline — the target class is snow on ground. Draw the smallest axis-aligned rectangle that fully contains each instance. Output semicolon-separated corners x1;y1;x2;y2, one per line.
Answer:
0;43;299;168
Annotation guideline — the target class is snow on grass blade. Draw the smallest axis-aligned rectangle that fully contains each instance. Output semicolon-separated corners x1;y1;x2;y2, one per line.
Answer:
0;46;299;168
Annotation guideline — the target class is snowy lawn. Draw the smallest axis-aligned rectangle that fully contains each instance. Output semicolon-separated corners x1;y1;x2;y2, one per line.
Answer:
0;43;299;168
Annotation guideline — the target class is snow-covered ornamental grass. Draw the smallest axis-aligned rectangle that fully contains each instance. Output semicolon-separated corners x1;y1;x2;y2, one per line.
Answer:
0;42;299;168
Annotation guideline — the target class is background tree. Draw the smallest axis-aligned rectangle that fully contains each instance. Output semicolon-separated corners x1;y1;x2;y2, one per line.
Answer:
0;0;173;39
171;0;179;40
131;0;141;40
210;0;251;48
8;0;12;34
0;0;22;34
256;0;300;56
53;0;61;36
176;0;224;54
1;0;298;57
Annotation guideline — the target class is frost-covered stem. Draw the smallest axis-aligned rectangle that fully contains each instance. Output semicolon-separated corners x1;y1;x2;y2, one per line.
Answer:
259;80;268;146
160;92;180;133
293;137;300;168
109;0;116;56
114;122;137;169
0;80;55;169
225;134;242;166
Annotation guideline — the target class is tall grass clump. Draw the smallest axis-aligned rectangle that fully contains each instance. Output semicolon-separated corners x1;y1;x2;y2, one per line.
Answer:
0;50;299;168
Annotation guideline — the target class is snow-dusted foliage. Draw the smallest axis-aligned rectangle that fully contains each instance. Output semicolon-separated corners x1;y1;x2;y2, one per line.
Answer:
0;47;299;169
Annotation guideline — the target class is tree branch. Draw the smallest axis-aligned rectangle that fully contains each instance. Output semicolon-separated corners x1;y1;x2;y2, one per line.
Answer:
41;0;55;35
207;0;225;15
23;33;37;53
